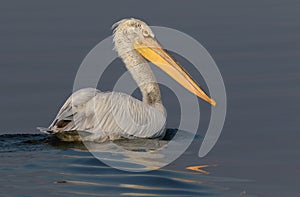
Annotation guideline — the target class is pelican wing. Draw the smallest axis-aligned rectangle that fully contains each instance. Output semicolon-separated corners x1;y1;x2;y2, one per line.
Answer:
41;88;166;141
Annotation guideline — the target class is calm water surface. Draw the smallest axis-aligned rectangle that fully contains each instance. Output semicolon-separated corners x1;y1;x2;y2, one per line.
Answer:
0;0;299;196
0;133;251;197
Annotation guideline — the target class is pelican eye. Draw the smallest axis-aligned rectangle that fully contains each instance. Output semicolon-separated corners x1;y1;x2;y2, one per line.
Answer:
142;29;150;37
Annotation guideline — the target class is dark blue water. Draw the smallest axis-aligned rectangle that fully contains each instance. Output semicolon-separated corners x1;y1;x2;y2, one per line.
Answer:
0;0;299;196
0;134;251;197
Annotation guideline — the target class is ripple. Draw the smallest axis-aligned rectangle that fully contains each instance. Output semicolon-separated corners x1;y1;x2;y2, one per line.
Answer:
0;134;251;196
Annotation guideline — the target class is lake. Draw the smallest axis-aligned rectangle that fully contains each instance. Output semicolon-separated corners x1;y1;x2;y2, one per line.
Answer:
0;0;299;196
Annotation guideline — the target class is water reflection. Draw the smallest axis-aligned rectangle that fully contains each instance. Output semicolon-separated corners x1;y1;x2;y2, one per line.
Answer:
0;133;251;196
52;129;197;172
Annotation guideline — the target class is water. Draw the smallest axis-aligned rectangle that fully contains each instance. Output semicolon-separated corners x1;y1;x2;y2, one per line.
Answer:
0;133;250;197
0;0;300;196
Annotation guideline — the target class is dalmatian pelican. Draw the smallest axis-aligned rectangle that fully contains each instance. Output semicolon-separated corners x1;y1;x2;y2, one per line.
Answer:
38;18;216;142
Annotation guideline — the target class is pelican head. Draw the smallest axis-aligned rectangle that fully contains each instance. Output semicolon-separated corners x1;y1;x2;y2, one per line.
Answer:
113;18;216;106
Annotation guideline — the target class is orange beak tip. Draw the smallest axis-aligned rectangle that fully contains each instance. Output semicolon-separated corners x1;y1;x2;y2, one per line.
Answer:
211;100;217;107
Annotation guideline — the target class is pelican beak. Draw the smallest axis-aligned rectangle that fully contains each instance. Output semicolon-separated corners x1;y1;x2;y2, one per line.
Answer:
133;37;216;106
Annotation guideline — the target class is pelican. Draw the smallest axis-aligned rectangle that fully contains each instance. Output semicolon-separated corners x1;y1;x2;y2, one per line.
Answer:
39;18;216;142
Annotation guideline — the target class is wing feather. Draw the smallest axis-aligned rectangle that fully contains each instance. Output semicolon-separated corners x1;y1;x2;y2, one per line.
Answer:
39;88;166;141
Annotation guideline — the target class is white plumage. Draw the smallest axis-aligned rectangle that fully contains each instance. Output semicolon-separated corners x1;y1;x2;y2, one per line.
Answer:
39;18;215;142
45;88;165;142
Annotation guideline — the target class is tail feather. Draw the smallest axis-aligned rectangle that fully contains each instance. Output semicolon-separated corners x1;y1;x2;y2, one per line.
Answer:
36;127;53;134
